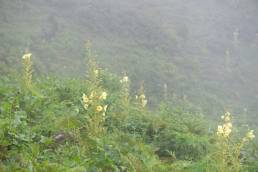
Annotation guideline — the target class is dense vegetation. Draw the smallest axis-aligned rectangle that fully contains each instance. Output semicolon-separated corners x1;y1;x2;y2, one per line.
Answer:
1;0;258;171
0;49;257;171
1;0;258;123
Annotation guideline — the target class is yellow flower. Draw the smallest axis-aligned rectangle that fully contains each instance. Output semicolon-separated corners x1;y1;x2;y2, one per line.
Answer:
22;53;32;60
103;105;108;112
94;69;99;76
83;104;88;110
222;112;231;122
123;76;128;82
224;116;230;122
217;123;233;137
225;122;232;129
217;112;234;137
225;112;231;116
120;76;129;83
82;93;89;110
82;93;89;103
217;125;224;136
142;99;148;107
139;94;146;99
223;126;232;137
99;91;107;100
246;130;255;140
96;105;103;112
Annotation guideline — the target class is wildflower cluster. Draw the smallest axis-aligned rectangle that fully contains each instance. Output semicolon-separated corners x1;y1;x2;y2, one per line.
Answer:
136;94;148;108
82;91;108;117
120;75;129;83
212;112;256;171
81;90;108;138
22;53;33;88
243;130;255;142
217;112;232;137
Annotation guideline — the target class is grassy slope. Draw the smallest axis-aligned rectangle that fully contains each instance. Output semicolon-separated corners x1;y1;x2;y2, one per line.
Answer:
0;62;257;171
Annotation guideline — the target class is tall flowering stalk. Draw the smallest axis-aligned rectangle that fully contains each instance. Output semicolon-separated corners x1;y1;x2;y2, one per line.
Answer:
210;112;255;172
82;42;108;138
111;74;131;124
136;82;148;109
85;41;101;87
120;74;130;107
22;53;33;89
216;112;232;138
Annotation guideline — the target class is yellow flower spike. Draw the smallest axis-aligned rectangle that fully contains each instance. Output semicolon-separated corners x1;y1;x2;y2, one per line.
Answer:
223;112;231;122
216;112;233;138
139;94;146;100
225;112;231;116
22;53;32;60
120;75;129;83
22;52;33;89
96;105;103;112
122;76;129;83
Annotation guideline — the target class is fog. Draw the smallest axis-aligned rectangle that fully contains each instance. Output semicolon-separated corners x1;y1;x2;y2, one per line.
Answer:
2;0;258;170
1;0;258;121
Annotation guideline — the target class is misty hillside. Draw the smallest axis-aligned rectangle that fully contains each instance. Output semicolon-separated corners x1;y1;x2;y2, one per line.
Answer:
1;0;258;121
1;1;258;171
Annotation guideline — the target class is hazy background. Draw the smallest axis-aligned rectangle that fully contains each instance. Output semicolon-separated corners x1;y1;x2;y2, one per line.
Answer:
1;0;258;123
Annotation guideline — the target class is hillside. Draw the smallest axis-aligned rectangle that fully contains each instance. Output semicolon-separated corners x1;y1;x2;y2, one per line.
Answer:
1;0;258;122
0;53;257;171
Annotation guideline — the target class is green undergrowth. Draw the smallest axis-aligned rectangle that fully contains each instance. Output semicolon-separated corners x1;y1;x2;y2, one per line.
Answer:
0;53;257;172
